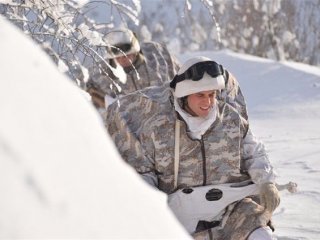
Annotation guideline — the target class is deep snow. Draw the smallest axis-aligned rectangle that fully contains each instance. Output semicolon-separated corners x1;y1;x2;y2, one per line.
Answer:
0;16;190;239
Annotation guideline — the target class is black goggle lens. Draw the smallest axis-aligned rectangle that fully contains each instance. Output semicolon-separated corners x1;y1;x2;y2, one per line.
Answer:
170;61;224;88
111;43;132;54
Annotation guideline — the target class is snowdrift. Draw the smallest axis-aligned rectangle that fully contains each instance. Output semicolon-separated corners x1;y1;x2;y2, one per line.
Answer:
0;16;189;239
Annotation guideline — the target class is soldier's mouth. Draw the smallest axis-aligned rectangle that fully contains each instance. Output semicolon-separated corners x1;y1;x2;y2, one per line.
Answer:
200;106;210;111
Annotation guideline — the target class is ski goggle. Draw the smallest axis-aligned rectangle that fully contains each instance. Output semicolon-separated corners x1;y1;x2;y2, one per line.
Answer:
111;43;132;55
170;61;224;89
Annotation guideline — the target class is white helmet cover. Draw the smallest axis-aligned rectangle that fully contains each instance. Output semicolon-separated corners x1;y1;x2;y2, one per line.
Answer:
171;56;225;98
104;28;141;59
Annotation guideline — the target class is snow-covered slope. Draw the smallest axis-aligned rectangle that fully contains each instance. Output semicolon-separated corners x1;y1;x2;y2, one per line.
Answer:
0;16;190;239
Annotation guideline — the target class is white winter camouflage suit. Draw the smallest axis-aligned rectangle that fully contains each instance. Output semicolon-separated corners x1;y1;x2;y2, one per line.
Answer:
106;72;276;240
87;41;180;98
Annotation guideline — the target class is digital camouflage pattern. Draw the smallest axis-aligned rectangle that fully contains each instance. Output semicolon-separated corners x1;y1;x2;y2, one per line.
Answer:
106;84;275;238
87;41;180;98
193;197;272;240
219;71;248;120
103;48;281;237
106;85;273;192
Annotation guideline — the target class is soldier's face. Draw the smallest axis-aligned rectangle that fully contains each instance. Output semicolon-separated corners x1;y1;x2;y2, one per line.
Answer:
115;53;137;68
185;90;216;117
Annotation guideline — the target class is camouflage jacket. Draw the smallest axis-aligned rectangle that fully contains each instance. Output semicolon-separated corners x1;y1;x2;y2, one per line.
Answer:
106;85;275;239
87;41;180;98
106;85;274;193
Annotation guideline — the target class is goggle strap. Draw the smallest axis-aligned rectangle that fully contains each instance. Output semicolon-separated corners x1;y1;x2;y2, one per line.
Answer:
170;74;185;88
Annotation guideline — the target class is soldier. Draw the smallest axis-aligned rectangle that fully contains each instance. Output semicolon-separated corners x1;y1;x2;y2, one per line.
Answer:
106;56;280;239
86;28;180;112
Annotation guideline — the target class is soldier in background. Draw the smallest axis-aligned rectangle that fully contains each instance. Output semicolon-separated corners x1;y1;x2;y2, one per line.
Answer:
106;56;280;240
86;28;180;112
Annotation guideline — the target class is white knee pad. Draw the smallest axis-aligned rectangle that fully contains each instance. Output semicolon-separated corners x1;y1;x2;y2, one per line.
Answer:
248;226;274;240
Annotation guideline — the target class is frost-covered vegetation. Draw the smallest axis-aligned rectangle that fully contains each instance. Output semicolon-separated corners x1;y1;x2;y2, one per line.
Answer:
1;0;319;91
134;0;320;66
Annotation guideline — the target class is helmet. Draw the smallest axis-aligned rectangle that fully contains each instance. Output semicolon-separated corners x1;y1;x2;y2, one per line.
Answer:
104;28;140;59
170;56;225;98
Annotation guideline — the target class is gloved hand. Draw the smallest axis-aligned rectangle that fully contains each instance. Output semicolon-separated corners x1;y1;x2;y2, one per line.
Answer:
259;182;280;212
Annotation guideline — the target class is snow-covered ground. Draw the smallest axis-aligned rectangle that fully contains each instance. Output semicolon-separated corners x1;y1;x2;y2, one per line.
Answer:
1;15;320;239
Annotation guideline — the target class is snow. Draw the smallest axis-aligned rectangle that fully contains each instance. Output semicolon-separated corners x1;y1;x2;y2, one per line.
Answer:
0;16;190;239
1;13;320;240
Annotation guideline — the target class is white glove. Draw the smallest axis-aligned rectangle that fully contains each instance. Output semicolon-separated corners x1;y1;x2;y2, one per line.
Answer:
259;182;280;212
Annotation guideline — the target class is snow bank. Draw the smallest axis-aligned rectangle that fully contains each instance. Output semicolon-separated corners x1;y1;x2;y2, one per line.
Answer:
0;16;189;239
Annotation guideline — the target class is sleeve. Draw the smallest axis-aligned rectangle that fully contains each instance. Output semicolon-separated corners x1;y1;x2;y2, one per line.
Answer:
157;42;181;78
169;52;181;75
87;62;119;99
241;128;277;184
219;71;248;120
163;45;181;77
106;96;159;188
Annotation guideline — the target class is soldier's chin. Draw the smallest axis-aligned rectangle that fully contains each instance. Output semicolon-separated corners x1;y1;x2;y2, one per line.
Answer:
198;111;210;118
